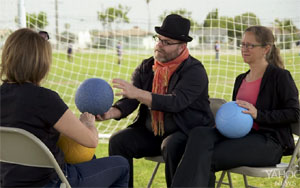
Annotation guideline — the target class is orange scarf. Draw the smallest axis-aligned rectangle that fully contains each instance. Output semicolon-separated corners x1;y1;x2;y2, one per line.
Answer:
151;47;189;136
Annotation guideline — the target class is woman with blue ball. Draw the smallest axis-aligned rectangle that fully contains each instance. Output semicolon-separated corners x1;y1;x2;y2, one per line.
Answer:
171;26;300;187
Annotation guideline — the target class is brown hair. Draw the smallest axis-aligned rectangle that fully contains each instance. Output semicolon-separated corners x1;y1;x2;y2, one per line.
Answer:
245;26;284;69
1;28;52;84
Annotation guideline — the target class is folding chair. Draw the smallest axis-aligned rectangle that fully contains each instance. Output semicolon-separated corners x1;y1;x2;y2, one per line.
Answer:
217;119;300;188
144;98;227;188
0;126;71;188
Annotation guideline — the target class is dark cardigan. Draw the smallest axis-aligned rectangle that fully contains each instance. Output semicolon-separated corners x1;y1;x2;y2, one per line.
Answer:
114;56;215;135
232;64;300;155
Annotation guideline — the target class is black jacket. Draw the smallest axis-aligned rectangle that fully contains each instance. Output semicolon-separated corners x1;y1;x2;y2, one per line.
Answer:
114;56;214;135
232;64;300;155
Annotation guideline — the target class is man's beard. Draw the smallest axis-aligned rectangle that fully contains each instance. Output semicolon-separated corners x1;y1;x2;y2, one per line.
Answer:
154;47;178;63
154;48;167;62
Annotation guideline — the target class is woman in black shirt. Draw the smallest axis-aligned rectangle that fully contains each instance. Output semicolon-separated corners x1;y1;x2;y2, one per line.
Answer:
0;28;129;187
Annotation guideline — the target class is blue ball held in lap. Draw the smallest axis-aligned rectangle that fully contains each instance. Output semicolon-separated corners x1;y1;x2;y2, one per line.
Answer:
75;78;114;115
215;101;253;138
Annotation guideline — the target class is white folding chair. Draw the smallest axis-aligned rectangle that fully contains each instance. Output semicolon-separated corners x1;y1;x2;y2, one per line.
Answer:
0;126;71;188
217;119;300;188
144;98;227;188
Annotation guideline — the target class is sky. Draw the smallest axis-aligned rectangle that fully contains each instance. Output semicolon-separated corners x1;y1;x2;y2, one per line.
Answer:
1;0;300;34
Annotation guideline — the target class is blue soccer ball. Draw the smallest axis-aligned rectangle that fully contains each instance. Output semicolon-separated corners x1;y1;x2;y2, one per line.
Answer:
75;78;114;115
215;101;253;138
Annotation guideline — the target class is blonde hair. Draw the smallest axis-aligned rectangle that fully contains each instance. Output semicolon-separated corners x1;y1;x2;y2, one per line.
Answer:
245;26;284;69
1;28;52;84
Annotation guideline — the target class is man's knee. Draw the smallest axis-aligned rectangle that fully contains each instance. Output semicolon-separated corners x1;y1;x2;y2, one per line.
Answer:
161;142;173;159
161;132;187;160
189;127;215;140
109;131;127;155
109;128;142;157
186;127;219;150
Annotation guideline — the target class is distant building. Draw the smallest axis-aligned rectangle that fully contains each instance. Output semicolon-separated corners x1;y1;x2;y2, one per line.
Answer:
91;26;153;49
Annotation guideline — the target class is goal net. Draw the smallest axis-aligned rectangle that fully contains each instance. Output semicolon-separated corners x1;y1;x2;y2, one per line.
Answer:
1;0;300;142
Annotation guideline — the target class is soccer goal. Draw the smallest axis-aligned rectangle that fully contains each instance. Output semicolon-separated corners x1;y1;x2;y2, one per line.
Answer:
1;0;300;142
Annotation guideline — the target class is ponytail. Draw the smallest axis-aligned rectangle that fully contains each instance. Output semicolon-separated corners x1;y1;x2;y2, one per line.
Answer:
266;44;284;69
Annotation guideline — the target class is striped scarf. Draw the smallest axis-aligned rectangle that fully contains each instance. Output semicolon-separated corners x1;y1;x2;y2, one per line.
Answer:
151;47;189;135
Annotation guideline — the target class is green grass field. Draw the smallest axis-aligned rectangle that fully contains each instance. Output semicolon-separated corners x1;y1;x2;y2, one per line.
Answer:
45;51;300;187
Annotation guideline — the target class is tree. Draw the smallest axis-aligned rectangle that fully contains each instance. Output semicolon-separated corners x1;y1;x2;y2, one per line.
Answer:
158;9;201;30
26;11;48;29
64;23;71;30
203;10;261;46
203;9;235;36
202;9;232;28
60;23;76;44
274;19;299;49
60;31;76;44
97;4;130;31
232;13;260;45
203;8;219;27
233;12;260;39
203;9;235;43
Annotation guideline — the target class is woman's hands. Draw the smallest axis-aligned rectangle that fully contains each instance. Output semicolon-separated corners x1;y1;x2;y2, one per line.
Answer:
236;100;257;119
79;112;95;127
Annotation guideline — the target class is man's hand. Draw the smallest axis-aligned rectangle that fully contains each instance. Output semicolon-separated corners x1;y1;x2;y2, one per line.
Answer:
96;107;122;121
112;78;152;107
113;78;140;99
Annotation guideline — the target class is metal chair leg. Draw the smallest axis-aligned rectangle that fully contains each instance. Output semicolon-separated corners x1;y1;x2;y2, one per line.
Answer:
280;174;289;188
216;171;227;188
147;162;161;188
243;174;249;188
227;172;234;188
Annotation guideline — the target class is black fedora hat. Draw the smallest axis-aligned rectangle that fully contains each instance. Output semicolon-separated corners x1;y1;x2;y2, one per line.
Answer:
155;14;193;42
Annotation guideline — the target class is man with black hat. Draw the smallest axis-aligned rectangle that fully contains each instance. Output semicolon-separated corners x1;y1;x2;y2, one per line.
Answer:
97;14;214;187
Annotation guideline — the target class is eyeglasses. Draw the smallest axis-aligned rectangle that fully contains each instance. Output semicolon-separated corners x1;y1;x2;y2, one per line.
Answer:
240;43;265;49
153;35;183;46
38;31;50;40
